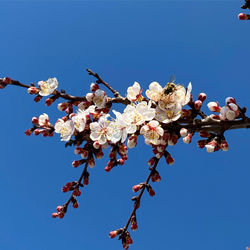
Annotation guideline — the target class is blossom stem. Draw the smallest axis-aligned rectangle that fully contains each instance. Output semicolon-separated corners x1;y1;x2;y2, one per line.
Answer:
86;68;121;98
122;158;160;232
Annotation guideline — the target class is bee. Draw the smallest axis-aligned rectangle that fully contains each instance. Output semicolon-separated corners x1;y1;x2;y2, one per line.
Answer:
163;74;177;95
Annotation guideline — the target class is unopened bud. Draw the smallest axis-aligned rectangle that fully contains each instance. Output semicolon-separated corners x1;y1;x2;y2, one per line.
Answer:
180;128;188;138
194;100;202;110
198;93;207;102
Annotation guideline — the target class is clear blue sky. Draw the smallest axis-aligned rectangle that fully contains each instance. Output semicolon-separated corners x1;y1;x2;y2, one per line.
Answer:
1;1;250;250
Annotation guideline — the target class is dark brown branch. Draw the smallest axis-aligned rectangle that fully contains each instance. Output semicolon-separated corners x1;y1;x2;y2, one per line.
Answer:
122;158;160;233
86;68;121;98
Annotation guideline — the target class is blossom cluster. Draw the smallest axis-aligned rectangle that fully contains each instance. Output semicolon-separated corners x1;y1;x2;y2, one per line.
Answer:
1;72;247;250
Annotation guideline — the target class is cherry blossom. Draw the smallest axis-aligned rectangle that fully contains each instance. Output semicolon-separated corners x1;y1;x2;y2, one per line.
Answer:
54;119;75;141
145;81;163;102
93;89;107;109
38;113;50;126
140;120;164;145
126;82;142;102
38;77;58;96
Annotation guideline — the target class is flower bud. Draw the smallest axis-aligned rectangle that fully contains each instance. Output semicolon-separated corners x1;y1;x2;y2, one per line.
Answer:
90;83;99;92
27;87;39;95
32;117;39;125
25;129;32;136
148;157;155;167
109;230;118;239
86;93;94;102
148;187;155;197
93;141;100;149
72;160;81;168
180;128;188;138
132;184;143;193
205;141;218;153
194;100;202;110
183;133;192;144
58;212;65;219
117;159;125;165
220;140;229;151
34;95;42;102
88;158;95;168
166;154;174;165
104;165;112;172
57;102;68;111
238;13;247;20
56;205;63;212
207;102;220;112
73;188;81;197
72;202;79;208
198;93;207;102
52;212;58;218
131;221;138;231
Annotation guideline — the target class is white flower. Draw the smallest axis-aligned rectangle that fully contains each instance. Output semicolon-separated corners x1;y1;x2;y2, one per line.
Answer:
54;119;75;141
38;78;58;96
155;102;182;124
93;89;107;109
90;116;111;145
123;101;155;126
72;109;89;132
158;82;192;109
127;82;142;102
108;111;136;143
207;102;220;112
140;120;164;145
145;82;163;102
38;113;49;126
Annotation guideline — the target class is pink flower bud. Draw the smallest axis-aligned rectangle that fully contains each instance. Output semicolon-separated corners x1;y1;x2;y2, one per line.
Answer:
183;133;192;144
32;117;39;125
81;150;89;158
88;158;95;168
34;95;42;102
93;141;100;149
225;97;236;105
84;177;89;185
34;129;41;136
109;230;118;239
126;236;133;245
58;212;65;219
74;147;83;154
148;187;155;197
122;155;128;161
205;141;218;153
27;87;39;95
57;102;68;111
45;98;53;106
25;129;32;136
86;93;94;102
180;128;188;138
90;83;99;92
95;150;104;159
221;140;229;151
104;165;112;172
132;184;142;193
3;77;12;84
238;13;247;20
72;202;79;208
118;159;125;165
148;157;155;167
166;154;174;165
56;205;63;212
73;189;81;197
52;212;58;218
131;221;138;231
194;100;202;110
198;93;207;102
207;102;220;112
72;160;81;168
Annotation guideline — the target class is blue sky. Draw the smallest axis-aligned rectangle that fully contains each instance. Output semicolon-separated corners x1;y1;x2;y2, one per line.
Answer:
0;1;250;250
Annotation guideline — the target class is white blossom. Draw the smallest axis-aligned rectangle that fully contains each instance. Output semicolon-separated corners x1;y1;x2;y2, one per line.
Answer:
38;78;58;96
54;119;75;141
90;116;111;145
72;109;89;132
140;120;164;145
127;82;142;102
38;113;49;126
108;111;136;143
123;101;155;127
93;89;107;109
145;82;163;102
155;102;182;124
